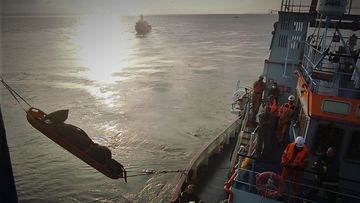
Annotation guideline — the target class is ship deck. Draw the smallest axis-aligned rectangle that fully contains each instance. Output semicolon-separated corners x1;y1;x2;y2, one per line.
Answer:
196;136;237;203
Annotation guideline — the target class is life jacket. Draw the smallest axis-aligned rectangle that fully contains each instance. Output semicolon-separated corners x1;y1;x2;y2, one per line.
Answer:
281;143;308;167
253;80;265;94
278;103;295;121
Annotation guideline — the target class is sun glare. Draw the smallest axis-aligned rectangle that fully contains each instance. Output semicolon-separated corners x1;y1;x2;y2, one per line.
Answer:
74;13;132;84
73;13;134;107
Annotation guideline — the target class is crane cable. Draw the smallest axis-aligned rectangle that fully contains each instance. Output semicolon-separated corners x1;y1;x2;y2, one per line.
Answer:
1;78;32;112
126;169;187;178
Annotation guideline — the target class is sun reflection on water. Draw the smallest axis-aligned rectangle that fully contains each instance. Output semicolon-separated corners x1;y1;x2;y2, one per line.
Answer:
73;13;133;106
74;13;133;83
86;86;117;108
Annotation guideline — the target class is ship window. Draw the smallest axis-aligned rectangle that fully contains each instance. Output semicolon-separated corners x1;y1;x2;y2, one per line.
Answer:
294;21;304;32
321;100;351;115
311;124;343;155
278;35;288;48
325;0;341;7
290;35;302;49
345;131;360;163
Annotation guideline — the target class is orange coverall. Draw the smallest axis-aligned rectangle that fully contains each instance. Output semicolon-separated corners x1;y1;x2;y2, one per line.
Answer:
281;142;309;197
276;102;295;142
252;80;265;115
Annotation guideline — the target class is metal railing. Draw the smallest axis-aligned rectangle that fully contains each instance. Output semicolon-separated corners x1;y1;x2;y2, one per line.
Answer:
229;96;253;170
300;41;360;98
280;0;316;13
280;0;360;14
233;167;360;203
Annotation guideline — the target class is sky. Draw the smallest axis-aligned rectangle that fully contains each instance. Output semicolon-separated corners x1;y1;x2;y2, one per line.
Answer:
2;0;359;15
1;0;285;15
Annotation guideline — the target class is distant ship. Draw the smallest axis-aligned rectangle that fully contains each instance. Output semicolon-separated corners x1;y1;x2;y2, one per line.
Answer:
171;0;360;203
135;15;151;35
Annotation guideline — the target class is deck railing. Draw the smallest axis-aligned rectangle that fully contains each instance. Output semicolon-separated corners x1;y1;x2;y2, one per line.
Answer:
300;41;360;98
234;167;360;203
280;0;317;13
280;0;360;14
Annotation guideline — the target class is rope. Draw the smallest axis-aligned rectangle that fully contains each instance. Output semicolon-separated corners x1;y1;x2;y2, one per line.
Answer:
126;166;237;178
0;78;32;111
126;169;187;178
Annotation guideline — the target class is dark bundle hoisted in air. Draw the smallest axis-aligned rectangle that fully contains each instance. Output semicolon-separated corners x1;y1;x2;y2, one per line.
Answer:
26;107;127;181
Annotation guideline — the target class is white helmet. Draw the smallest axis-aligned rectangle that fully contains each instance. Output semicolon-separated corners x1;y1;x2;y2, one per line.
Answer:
295;136;305;147
288;95;295;101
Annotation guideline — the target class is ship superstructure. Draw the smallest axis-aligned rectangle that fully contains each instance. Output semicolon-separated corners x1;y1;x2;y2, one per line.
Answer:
172;0;360;203
228;0;360;202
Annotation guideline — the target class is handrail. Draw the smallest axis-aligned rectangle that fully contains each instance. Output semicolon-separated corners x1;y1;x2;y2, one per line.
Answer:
248;126;258;157
237;177;360;202
224;170;238;203
280;0;316;13
237;154;360;185
234;179;360;202
280;0;360;14
230;96;252;169
300;42;360;96
233;167;360;202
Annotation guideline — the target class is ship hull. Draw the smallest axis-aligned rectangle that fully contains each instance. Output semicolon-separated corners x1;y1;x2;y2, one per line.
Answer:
170;117;243;203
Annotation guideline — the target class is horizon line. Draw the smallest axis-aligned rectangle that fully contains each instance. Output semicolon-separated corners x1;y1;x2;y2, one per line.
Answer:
1;12;277;17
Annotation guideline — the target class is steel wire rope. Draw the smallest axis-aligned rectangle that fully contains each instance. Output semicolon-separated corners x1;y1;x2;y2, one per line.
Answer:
1;78;32;111
126;169;187;178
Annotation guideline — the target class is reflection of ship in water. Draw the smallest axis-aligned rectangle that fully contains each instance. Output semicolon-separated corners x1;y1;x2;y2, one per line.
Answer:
135;15;151;35
172;0;360;203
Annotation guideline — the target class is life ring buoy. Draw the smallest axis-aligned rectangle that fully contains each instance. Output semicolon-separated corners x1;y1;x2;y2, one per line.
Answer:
256;172;285;199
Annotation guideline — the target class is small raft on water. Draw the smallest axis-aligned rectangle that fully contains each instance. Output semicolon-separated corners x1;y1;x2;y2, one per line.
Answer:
26;107;127;181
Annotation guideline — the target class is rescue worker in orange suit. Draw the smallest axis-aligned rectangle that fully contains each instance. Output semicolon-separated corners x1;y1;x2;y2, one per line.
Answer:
276;95;296;143
252;75;266;117
281;136;309;200
268;95;279;132
268;94;278;111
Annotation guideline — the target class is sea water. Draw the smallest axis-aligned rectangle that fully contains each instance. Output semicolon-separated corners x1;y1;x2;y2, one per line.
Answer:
1;14;276;202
